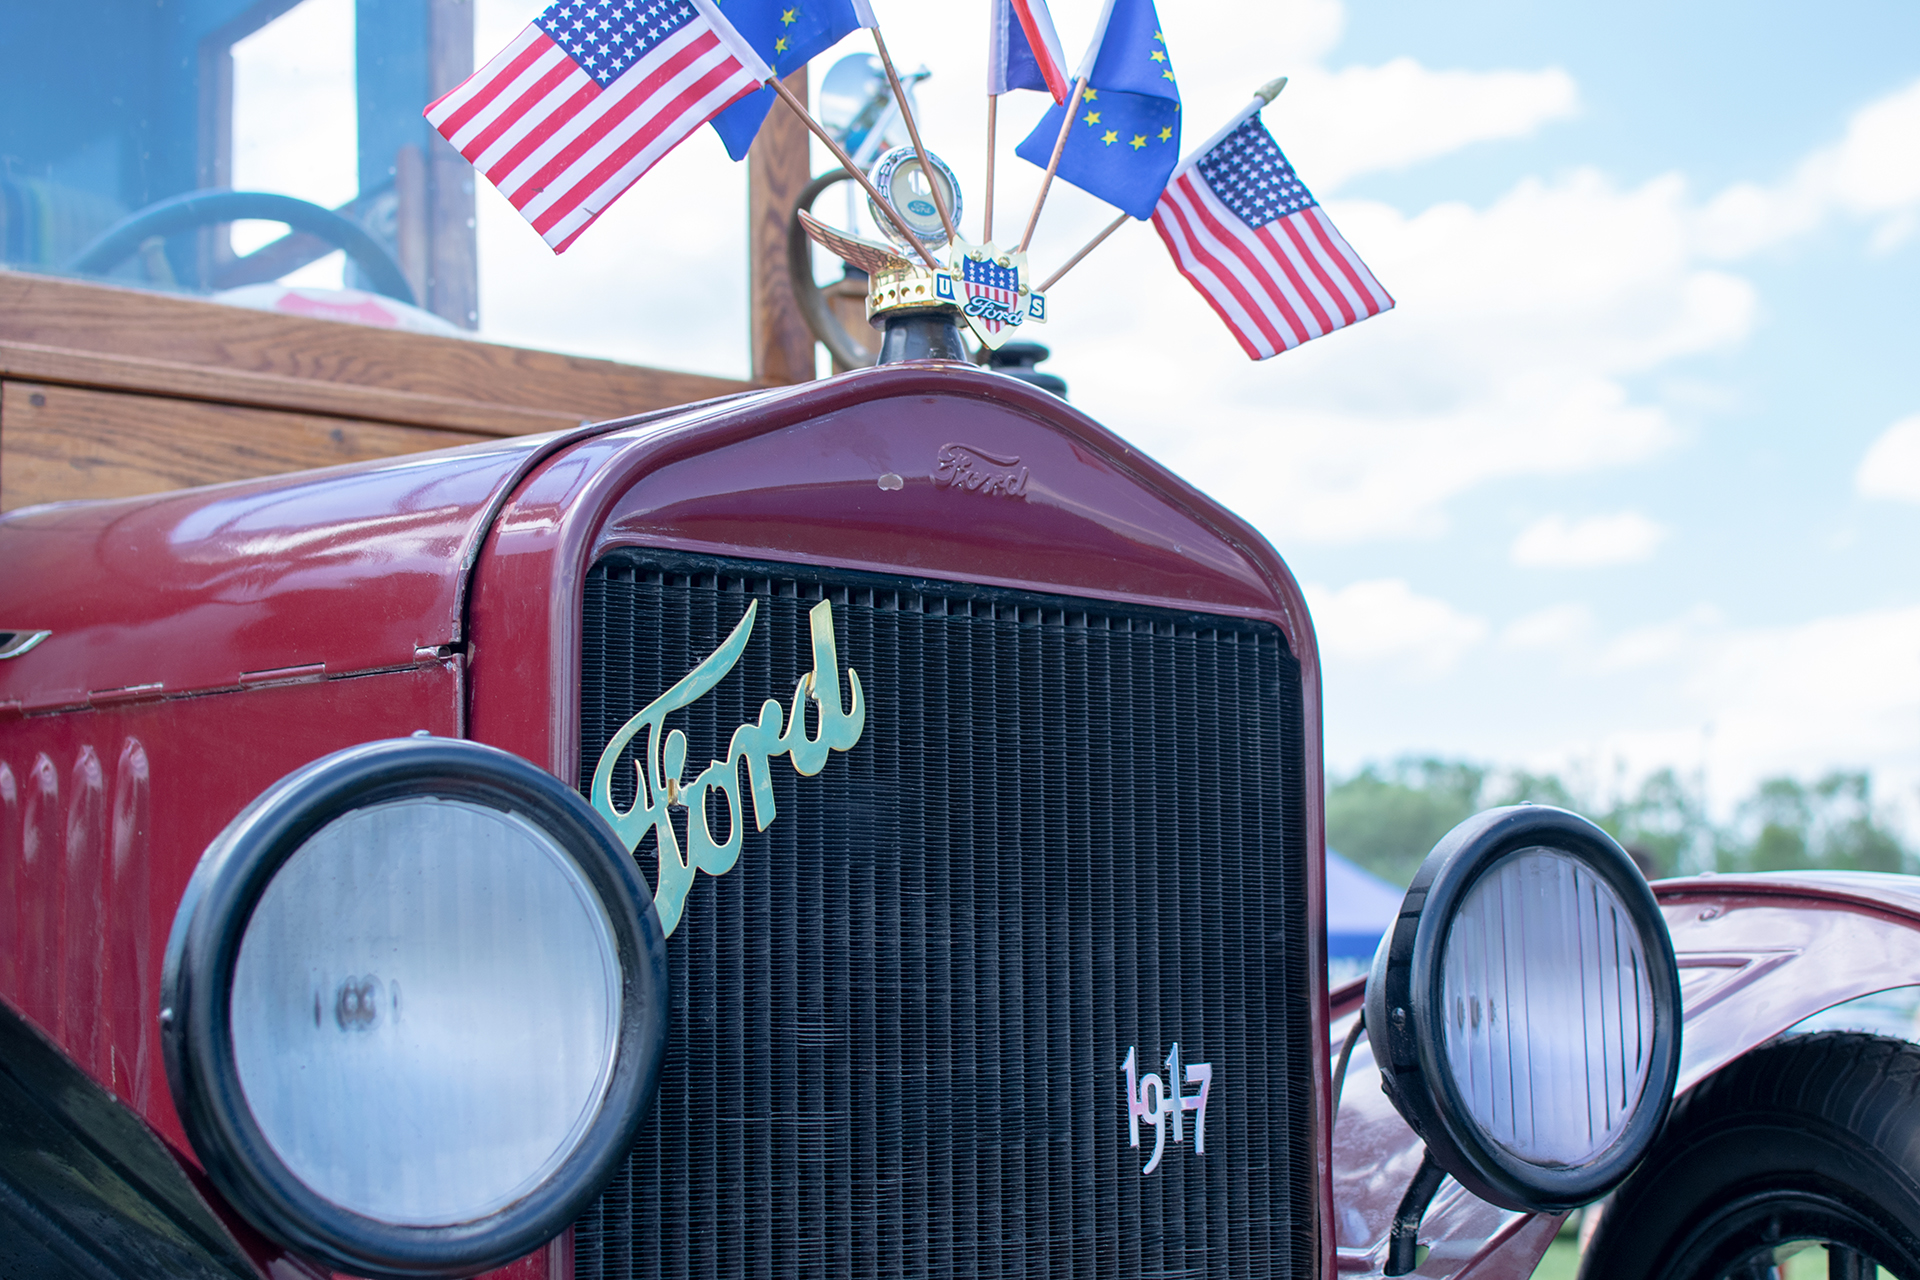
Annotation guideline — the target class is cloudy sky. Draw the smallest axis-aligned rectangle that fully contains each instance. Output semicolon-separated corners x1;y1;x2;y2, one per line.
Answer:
235;0;1920;832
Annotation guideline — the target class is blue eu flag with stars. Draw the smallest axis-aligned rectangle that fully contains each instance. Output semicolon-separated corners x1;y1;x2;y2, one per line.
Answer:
1014;0;1179;220
709;0;869;161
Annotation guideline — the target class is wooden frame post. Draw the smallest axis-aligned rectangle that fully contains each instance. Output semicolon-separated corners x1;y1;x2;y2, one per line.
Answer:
749;68;818;387
426;0;479;330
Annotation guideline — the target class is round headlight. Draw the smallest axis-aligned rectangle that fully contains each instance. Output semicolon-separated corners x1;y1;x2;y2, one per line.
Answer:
162;738;669;1277
1365;806;1681;1212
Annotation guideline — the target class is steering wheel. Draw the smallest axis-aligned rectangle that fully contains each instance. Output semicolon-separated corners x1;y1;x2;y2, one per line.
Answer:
786;169;881;371
69;190;418;306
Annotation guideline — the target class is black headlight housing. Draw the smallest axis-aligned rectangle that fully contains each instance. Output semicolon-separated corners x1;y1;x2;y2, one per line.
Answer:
162;738;669;1277
1366;805;1682;1212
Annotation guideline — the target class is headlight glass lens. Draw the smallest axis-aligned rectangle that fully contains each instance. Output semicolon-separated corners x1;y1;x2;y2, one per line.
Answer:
1441;846;1653;1167
230;797;620;1226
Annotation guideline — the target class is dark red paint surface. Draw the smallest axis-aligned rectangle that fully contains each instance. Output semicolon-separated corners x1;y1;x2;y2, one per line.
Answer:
465;363;1333;1277
31;364;1902;1279
0;666;461;1143
0;664;460;1278
467;365;1313;810
0;437;541;714
1;363;1333;1276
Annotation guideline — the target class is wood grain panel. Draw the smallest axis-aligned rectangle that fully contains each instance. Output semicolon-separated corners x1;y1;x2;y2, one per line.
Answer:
0;342;579;438
0;273;752;420
1;381;488;511
748;68;818;387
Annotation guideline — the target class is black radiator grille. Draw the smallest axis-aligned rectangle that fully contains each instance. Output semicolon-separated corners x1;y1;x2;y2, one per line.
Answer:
575;551;1314;1279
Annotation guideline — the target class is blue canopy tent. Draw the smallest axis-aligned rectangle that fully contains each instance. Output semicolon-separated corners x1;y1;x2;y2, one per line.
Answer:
1326;850;1404;975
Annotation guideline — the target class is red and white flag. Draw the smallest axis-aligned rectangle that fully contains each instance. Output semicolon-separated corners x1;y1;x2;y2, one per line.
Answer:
426;0;769;253
987;0;1072;103
1152;107;1392;359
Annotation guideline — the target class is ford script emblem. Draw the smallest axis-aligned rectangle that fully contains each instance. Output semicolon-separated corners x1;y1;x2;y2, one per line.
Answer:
590;598;866;938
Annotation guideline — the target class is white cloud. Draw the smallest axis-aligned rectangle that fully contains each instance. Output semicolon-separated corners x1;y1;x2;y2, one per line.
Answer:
860;0;1579;236
1498;604;1920;832
1682;607;1920;821
1698;77;1920;258
1304;579;1488;675
1831;80;1920;220
1055;168;1752;543
1280;60;1579;191
1322;597;1920;841
1858;415;1920;503
1599;604;1722;672
1231;0;1347;66
987;64;1917;552
1043;0;1576;194
1501;603;1593;652
1511;511;1668;568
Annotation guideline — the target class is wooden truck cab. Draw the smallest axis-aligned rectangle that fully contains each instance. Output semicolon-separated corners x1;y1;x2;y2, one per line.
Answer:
0;270;747;513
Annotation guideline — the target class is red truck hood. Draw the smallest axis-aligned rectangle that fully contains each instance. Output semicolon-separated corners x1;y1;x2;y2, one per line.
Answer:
2;365;1302;716
0;434;548;714
0;385;779;715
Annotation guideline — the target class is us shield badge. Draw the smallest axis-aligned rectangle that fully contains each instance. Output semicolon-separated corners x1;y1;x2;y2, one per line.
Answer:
950;241;1047;350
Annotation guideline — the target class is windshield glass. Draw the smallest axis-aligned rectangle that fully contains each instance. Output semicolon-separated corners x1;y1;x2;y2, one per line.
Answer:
0;0;747;375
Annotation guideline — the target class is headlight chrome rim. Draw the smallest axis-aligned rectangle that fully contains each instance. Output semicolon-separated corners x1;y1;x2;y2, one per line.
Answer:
1366;805;1682;1213
162;738;670;1278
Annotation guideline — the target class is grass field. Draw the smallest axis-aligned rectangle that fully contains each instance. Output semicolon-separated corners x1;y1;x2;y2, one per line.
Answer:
1530;1235;1881;1278
1530;1236;1578;1279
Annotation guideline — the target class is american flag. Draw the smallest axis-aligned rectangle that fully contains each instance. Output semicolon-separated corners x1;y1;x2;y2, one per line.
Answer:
960;254;1022;338
1152;111;1392;359
426;0;769;253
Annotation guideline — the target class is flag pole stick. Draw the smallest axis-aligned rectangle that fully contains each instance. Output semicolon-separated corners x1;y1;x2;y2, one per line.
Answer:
984;94;998;243
1038;211;1127;292
1018;76;1086;253
1039;76;1289;291
869;26;961;251
767;76;941;270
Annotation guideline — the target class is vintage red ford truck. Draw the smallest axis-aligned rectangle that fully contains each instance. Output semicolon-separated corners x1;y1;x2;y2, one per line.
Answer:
8;4;1920;1279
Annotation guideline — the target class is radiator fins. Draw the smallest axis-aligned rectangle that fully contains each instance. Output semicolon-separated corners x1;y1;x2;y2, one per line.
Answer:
575;554;1313;1279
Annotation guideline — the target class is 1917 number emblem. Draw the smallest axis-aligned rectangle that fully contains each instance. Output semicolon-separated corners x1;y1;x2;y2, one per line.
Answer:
1121;1043;1214;1175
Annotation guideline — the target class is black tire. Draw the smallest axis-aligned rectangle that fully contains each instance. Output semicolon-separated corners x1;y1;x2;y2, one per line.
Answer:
1578;1032;1920;1280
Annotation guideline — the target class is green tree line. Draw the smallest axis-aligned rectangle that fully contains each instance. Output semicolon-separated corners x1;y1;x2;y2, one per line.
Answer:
1328;757;1912;887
